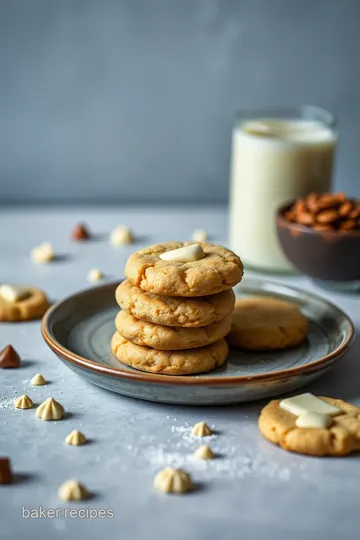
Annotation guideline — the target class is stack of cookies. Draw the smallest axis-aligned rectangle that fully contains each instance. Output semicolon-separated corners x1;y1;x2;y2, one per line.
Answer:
111;242;243;375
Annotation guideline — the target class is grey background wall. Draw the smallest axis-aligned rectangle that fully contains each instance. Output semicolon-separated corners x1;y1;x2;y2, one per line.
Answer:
0;0;359;204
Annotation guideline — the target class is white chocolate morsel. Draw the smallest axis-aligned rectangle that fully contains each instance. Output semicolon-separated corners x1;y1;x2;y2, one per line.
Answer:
14;394;34;409
31;373;46;386
87;269;103;283
296;411;332;429
0;285;30;304
110;226;134;246
31;242;54;264
192;421;213;437
194;445;215;460
160;244;205;263
192;229;208;242
58;479;89;501
36;397;64;421
65;430;87;446
280;393;340;417
154;468;192;494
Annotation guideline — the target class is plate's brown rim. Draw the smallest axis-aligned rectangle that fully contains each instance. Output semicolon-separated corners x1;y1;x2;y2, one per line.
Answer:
41;281;355;387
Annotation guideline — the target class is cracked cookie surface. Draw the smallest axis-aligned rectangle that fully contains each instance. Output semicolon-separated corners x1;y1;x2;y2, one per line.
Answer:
115;310;231;350
124;242;243;297
111;332;228;375
227;297;308;350
116;280;235;327
0;286;50;322
259;397;360;456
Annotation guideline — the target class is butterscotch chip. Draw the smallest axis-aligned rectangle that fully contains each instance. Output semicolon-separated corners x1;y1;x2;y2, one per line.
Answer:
36;397;64;421
115;310;231;350
316;209;338;224
0;457;13;484
259;397;360;456
14;394;34;409
0;286;50;322
154;468;192;494
0;345;21;368
111;333;228;375
228;297;308;351
58;479;89;501
125;242;243;297
116;280;235;328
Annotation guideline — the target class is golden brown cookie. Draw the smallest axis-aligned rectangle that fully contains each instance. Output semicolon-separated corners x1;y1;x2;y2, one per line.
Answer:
111;332;228;375
258;397;360;456
115;310;231;350
124;242;243;297
228;297;308;350
0;285;50;322
116;280;235;328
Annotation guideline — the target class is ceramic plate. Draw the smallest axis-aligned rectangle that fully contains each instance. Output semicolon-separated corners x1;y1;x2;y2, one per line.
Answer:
42;278;354;405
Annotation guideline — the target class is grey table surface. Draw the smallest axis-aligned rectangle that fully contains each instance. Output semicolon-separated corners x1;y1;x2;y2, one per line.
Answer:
0;205;359;540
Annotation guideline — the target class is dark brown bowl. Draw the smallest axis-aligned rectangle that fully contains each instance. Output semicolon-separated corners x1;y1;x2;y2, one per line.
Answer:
276;202;360;291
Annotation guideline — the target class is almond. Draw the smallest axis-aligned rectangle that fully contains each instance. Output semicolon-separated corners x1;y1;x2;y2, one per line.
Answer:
316;210;338;224
338;201;353;217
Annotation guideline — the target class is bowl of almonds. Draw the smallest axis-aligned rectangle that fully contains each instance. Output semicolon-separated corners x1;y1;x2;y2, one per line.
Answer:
277;192;360;291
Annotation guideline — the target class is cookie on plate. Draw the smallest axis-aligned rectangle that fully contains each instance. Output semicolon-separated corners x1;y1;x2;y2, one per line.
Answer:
115;310;231;350
111;332;228;375
227;296;308;350
124;242;243;297
116;280;235;328
0;285;50;322
259;397;360;456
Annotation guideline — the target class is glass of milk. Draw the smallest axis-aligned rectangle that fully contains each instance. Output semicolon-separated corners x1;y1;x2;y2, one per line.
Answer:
229;105;337;273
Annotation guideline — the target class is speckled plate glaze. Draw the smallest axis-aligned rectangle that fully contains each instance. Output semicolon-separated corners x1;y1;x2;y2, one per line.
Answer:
42;278;354;405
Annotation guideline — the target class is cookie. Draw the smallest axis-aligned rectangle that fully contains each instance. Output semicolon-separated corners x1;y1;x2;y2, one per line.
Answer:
259;397;360;456
116;280;235;328
0;285;50;322
124;242;243;297
115;310;231;350
227;297;308;350
111;332;228;375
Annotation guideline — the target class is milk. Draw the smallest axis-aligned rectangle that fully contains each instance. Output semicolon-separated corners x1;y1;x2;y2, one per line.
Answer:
229;118;337;272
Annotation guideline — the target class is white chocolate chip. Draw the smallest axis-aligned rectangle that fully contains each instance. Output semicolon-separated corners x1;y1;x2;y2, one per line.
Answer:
31;373;46;386
31;242;54;264
58;479;89;501
87;269;103;283
296;411;332;429
0;285;30;303
36;397;64;421
160;244;205;263
65;430;87;446
14;394;34;409
192;229;207;242
110;226;134;246
192;421;213;437
193;445;215;460
153;468;192;494
280;393;341;417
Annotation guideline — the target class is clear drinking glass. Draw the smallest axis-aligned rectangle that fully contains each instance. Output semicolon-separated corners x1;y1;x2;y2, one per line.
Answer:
228;105;337;273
